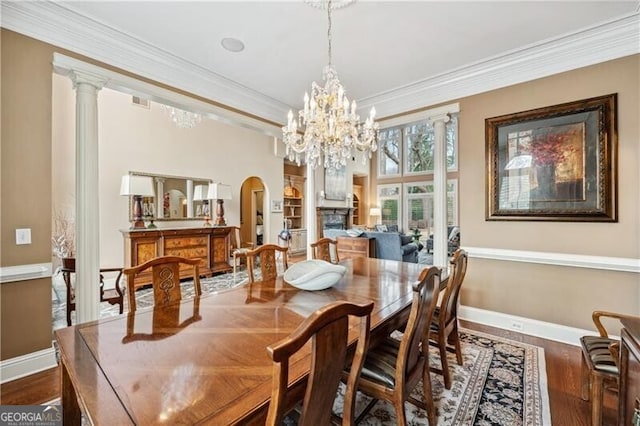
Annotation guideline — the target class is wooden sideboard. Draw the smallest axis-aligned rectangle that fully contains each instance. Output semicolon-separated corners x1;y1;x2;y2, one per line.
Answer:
121;227;232;290
336;236;376;260
619;317;640;426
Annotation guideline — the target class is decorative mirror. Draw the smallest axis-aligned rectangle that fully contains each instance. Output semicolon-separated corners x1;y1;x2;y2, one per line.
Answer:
128;171;212;222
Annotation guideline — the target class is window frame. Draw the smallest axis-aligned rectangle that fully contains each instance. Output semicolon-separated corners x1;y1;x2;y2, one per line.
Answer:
376;183;402;231
376;127;403;179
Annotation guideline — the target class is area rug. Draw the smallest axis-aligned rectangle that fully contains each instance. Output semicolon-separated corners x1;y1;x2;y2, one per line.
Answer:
331;329;551;426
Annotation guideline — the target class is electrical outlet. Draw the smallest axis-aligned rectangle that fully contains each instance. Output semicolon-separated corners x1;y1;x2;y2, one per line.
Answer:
511;321;524;331
16;228;32;245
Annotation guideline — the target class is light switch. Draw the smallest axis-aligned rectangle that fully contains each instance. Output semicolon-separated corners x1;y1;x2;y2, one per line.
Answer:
16;228;31;245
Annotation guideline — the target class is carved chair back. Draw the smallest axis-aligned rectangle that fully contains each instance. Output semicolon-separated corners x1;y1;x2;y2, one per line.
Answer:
266;301;374;425
123;255;201;312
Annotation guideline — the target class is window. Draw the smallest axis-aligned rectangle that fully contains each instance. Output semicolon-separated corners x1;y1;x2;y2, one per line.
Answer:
379;115;458;178
374;105;460;240
377;184;402;230
404;181;458;237
377;128;402;177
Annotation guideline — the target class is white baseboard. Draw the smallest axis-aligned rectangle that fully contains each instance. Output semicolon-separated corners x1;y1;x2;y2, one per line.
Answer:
0;344;58;384
459;305;593;347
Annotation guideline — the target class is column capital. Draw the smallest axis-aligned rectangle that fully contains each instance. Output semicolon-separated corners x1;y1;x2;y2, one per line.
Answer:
69;70;108;91
427;113;450;125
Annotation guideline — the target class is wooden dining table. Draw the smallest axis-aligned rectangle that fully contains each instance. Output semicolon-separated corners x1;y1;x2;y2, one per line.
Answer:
55;257;441;425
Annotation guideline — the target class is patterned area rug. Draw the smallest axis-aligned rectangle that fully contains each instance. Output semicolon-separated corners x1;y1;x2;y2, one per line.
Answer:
331;329;551;425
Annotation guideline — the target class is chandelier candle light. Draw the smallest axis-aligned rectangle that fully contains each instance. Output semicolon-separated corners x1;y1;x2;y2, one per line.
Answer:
282;0;379;170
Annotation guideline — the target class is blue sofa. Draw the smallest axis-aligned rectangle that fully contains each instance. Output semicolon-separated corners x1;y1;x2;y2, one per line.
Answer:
323;229;419;263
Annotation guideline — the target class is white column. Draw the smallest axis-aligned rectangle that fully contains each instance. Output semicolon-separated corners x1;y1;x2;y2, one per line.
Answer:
155;177;165;218
70;71;107;324
186;179;194;218
429;113;450;268
306;167;316;260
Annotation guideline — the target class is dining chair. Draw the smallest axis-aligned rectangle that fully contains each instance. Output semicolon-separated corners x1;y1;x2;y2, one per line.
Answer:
61;257;124;326
351;266;441;426
123;255;201;312
246;244;289;283
580;310;638;425
266;301;374;426
310;237;339;264
231;226;254;277
429;248;468;389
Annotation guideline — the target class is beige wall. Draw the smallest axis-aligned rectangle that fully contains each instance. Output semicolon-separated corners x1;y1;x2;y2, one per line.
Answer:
370;55;639;330
1;30;55;359
459;55;639;329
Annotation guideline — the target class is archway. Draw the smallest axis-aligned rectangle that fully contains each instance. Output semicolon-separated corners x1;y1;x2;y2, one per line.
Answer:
240;177;266;247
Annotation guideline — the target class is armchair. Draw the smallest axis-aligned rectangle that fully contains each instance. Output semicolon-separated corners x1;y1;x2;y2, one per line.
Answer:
580;310;639;425
426;226;460;255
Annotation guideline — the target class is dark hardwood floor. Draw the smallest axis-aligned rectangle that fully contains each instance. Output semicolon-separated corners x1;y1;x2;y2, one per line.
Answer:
0;319;617;424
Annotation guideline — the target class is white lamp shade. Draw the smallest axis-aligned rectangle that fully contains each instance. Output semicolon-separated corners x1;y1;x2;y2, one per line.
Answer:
207;183;232;200
120;175;155;196
369;207;381;217
193;184;209;201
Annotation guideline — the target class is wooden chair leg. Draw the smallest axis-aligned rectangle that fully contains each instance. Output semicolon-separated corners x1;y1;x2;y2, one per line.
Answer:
394;392;407;426
439;334;451;389
590;374;603;426
580;352;591;401
422;370;436;426
66;307;72;327
452;325;463;365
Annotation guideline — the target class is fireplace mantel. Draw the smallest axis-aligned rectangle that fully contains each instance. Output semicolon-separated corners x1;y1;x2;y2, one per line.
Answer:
317;207;352;236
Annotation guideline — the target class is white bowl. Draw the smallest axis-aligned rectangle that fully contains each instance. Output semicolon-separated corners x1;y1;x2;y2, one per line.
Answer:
284;260;347;291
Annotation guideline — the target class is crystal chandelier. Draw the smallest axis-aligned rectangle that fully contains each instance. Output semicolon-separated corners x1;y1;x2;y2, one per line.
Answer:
161;104;202;129
282;0;379;170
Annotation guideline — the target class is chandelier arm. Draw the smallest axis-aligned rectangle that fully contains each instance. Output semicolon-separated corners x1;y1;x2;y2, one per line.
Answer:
327;0;332;66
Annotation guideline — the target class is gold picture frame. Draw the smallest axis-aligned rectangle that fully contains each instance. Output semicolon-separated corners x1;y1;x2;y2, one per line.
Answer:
485;94;617;222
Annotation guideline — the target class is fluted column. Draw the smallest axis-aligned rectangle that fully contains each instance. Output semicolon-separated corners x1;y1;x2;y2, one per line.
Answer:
306;167;316;259
429;113;450;268
155;177;165;218
186;179;194;218
70;71;107;324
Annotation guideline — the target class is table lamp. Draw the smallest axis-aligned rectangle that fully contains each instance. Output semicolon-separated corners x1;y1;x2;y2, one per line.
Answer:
369;207;381;226
193;184;211;227
120;175;155;229
207;183;232;226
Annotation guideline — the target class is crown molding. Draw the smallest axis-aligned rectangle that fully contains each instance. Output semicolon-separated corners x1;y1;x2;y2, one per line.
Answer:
0;1;290;124
2;2;639;123
361;12;640;118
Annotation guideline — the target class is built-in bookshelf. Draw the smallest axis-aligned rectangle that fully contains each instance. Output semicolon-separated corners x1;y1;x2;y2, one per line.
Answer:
283;174;305;230
352;184;363;225
352;193;360;224
283;173;306;255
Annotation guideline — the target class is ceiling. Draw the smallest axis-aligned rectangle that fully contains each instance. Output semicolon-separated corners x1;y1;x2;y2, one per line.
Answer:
2;1;639;126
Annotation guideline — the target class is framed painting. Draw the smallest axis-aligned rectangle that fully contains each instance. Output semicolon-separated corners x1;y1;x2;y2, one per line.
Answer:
485;94;617;221
325;166;347;201
271;200;283;213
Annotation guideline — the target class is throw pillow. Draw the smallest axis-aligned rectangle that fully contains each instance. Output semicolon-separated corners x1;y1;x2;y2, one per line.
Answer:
387;224;399;233
375;224;388;232
400;235;414;246
346;228;364;237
